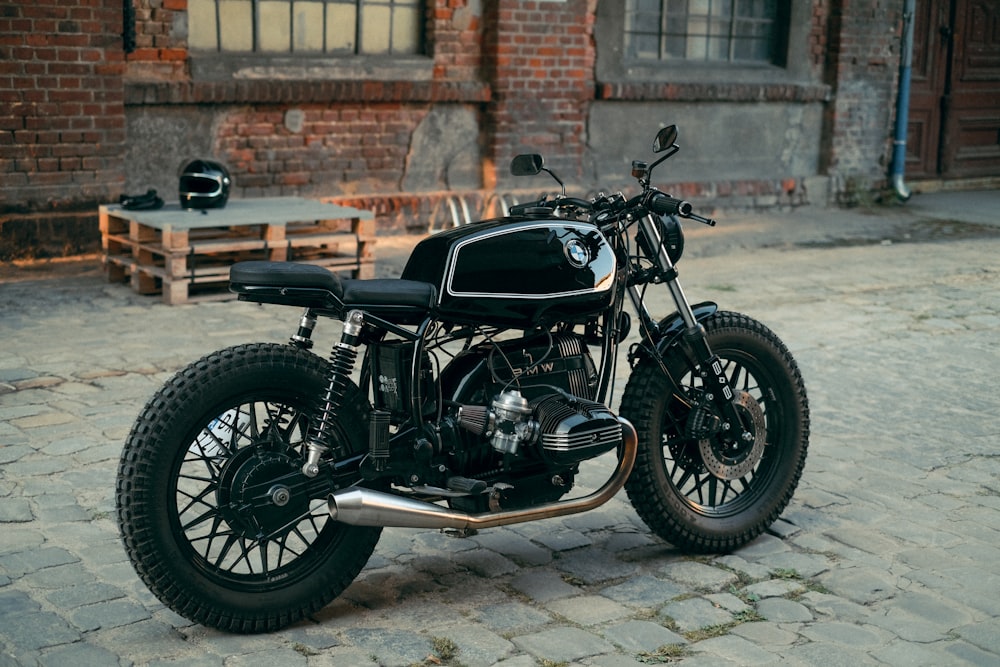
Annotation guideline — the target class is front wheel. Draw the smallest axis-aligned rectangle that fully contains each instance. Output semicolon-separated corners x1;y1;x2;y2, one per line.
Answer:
116;343;381;633
621;312;809;553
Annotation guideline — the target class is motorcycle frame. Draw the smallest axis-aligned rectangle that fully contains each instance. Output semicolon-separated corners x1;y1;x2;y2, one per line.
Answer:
293;207;736;487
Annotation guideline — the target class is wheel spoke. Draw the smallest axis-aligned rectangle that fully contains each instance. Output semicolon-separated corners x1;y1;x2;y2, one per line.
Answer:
179;502;220;532
674;466;693;492
690;472;709;505
718;478;732;504
176;398;337;579
281;530;308;562
194;515;231;557
177;487;219;528
212;532;242;570
257;540;271;578
706;475;719;506
232;537;257;575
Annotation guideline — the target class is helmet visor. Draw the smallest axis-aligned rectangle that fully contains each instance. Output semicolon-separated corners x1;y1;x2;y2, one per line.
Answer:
179;173;225;197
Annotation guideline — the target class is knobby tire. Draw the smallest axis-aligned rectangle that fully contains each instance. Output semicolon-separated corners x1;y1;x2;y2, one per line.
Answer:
621;311;810;553
115;343;381;633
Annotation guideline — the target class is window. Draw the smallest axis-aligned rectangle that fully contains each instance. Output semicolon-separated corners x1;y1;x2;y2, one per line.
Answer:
187;0;424;55
625;0;784;65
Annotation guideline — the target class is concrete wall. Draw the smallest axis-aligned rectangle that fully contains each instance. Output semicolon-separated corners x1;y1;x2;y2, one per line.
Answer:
588;102;823;186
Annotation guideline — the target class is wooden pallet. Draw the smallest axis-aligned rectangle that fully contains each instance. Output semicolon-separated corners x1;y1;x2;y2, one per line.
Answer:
100;197;375;304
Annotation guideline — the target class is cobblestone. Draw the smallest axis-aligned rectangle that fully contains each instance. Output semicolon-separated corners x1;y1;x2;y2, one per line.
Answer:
2;194;999;665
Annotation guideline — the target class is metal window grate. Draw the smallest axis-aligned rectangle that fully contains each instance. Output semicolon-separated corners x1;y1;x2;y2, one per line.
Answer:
625;0;780;64
188;0;424;55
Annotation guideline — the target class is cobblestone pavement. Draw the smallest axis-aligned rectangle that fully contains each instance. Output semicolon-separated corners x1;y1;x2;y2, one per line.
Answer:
2;194;999;666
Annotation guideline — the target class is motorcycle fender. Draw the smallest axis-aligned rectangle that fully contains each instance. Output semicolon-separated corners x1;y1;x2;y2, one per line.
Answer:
638;301;718;362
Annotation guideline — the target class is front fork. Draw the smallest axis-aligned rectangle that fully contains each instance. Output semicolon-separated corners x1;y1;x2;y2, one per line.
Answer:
633;214;751;441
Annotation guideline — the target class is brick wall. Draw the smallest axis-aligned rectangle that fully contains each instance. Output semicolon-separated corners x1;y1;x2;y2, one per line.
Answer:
809;0;831;78
121;1;490;206
217;104;432;198
822;0;901;201
483;0;596;189
0;1;126;260
125;0;188;80
429;0;483;81
1;1;921;258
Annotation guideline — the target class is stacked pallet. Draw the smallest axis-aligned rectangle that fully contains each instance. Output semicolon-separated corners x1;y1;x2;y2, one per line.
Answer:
100;197;375;304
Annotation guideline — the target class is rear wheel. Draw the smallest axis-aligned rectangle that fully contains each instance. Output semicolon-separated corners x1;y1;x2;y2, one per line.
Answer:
116;343;381;633
621;312;809;553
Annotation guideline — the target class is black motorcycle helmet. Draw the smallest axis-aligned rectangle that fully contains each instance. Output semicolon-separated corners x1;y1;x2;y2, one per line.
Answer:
178;159;231;209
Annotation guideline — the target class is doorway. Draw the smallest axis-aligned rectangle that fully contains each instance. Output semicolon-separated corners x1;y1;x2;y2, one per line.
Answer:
907;0;1000;179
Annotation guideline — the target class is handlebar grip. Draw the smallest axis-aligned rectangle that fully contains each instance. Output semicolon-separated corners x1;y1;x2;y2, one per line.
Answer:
649;194;693;217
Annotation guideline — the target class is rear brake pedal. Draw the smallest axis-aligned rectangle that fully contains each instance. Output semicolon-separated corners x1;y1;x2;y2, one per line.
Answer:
446;476;488;495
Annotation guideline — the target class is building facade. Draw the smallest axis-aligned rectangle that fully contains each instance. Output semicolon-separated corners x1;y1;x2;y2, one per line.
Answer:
2;0;998;259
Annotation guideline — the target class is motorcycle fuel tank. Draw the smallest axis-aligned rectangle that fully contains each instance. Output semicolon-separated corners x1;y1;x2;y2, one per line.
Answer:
401;218;618;327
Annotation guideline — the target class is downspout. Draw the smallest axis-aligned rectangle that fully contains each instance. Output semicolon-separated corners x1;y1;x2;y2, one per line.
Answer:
891;0;916;201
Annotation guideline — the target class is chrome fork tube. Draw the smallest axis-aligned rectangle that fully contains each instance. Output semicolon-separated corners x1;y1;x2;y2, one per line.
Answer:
636;213;699;328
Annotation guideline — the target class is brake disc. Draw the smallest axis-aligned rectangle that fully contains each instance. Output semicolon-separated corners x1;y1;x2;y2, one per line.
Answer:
698;391;767;481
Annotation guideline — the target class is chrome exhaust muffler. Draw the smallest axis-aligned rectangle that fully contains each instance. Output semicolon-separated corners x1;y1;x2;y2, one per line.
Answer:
328;418;637;530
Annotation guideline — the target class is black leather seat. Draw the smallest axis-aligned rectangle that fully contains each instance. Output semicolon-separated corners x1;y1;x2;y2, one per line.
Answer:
229;261;437;312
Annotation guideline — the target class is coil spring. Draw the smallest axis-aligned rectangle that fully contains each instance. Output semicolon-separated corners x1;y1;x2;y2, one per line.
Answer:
309;343;359;449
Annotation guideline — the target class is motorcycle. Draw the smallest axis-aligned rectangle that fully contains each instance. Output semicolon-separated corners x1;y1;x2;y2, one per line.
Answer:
116;125;809;633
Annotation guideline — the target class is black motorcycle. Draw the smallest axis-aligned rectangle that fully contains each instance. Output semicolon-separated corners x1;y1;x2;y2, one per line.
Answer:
116;125;809;633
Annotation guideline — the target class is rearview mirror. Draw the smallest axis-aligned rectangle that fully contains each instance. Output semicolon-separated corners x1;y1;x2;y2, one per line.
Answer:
510;154;544;176
652;125;679;153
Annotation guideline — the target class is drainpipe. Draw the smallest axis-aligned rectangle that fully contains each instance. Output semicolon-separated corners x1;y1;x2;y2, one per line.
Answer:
891;0;916;201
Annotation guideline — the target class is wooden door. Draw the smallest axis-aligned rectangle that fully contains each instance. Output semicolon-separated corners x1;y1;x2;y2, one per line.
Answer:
907;0;1000;179
906;0;951;178
941;0;1000;176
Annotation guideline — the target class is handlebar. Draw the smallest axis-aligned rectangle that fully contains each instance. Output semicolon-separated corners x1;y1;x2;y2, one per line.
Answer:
648;194;692;217
509;196;593;216
507;192;716;227
647;193;716;227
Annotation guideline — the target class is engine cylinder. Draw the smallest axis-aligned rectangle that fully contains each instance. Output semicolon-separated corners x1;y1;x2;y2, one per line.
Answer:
532;394;622;466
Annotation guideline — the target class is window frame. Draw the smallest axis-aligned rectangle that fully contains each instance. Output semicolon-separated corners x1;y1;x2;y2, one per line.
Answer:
185;0;432;82
596;0;812;86
623;0;789;67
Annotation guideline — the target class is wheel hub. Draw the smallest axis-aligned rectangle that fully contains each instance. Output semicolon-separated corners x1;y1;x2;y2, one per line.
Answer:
698;391;767;480
217;448;310;538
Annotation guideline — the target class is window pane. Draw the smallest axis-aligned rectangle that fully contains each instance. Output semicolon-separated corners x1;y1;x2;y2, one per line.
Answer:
293;2;326;52
709;0;731;17
218;0;254;51
391;5;421;54
632;33;662;59
708;17;730;36
188;0;219;50
259;1;291;52
361;4;391;54
627;0;781;64
737;0;775;18
195;1;424;57
689;0;711;14
326;3;357;52
706;35;728;59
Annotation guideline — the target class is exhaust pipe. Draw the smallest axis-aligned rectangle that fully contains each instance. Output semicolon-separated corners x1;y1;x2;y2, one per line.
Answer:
329;418;637;530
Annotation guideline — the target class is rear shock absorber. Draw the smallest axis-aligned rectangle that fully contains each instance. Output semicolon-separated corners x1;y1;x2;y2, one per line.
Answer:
302;310;364;477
